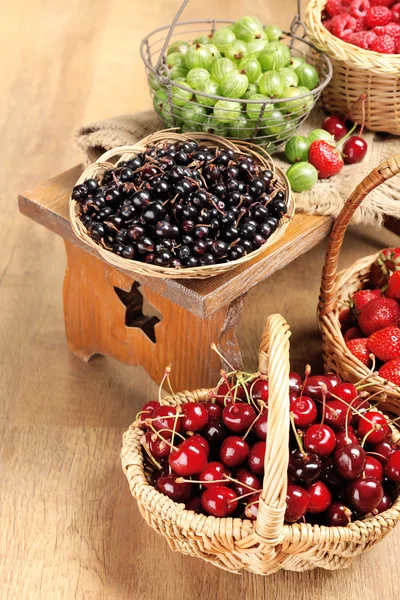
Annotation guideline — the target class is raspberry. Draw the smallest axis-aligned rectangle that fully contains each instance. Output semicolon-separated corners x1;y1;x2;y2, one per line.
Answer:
331;13;358;38
374;22;400;39
326;0;346;16
370;33;396;51
392;2;400;21
365;5;392;27
347;31;371;46
349;0;370;17
370;0;395;6
354;16;367;29
396;39;400;50
323;18;333;31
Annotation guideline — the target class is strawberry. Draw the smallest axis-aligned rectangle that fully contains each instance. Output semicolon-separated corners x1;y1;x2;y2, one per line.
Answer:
367;326;400;361
346;338;372;366
365;5;393;26
331;13;358;38
308;140;344;179
339;306;355;330
386;271;400;301
353;289;381;312
358;297;400;336
379;358;400;386
344;326;364;341
370;33;396;52
370;247;400;287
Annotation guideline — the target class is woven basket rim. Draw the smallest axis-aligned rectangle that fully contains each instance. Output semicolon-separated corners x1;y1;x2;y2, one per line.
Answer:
69;131;295;280
306;0;400;74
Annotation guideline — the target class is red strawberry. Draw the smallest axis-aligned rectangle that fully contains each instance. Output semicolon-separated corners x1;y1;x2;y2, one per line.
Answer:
353;289;381;312
365;5;393;26
349;0;371;17
331;14;358;38
327;0;346;16
387;271;400;301
346;338;372;366
370;34;396;52
344;326;364;341
339;306;355;331
358;297;400;336
392;2;400;21
370;247;400;287
379;358;400;386
308;140;344;179
367;326;400;361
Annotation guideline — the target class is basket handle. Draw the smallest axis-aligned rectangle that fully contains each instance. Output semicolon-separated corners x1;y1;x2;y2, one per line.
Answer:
255;314;291;546
319;153;400;316
155;0;190;72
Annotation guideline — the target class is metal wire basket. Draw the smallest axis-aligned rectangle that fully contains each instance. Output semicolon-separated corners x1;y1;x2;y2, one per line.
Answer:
140;0;332;153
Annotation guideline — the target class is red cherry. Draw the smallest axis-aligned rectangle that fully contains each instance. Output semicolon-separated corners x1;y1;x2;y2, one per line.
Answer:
289;372;302;392
203;401;222;421
244;492;260;520
376;494;392;514
335;427;359;450
363;456;384;480
321;457;345;491
324;400;349;431
288;449;322;486
152;406;182;434
385;450;400;482
343;136;368;164
169;439;208;476
289;390;299;403
201;485;238;517
324;374;342;389
322;114;348;141
357;412;389;444
251;378;269;403
333;382;358;405
202;420;229;447
185;495;203;512
369;440;397;464
231;468;261;497
214;382;244;407
222;403;256;433
139;400;160;423
220;436;250;468
156;473;192;502
327;502;352;526
284;485;310;522
181;403;209;432
254;410;268;440
347;477;383;514
199;461;230;488
290;395;317;428
334;444;366;480
190;434;210;457
304;424;337;457
248;441;266;475
144;431;171;458
307;481;332;513
302;375;333;401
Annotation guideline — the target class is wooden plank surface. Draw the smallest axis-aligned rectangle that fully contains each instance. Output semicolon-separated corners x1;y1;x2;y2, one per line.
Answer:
2;0;400;599
19;167;332;317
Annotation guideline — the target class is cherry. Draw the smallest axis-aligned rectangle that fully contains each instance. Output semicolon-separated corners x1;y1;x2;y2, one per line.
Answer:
152;406;182;434
289;372;302;392
376;494;392;514
288;449;322;486
385;450;400;482
335;427;359;450
324;400;349;431
322;114;348;141
203;401;222;421
190;434;210;457
327;502;352;526
347;477;383;514
289;390;299;403
332;382;358;405
357;412;389;444
290;396;317;428
144;431;171;458
199;461;230;488
254;410;268;440
203;420;229;447
213;381;244;407
343;136;368;165
169;438;208;476
363;456;384;480
139;400;159;423
220;436;250;468
370;440;397;464
307;481;332;513
302;375;333;401
251;378;269;403
334;444;366;480
222;403;256;433
248;441;266;475
201;485;238;517
324;374;342;389
244;493;260;520
181;403;208;432
304;424;337;457
231;468;261;497
185;495;203;512
284;485;310;523
156;473;192;502
321;457;345;491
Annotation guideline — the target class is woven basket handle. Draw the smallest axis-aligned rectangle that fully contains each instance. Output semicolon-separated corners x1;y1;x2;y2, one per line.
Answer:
255;314;291;546
319;153;400;316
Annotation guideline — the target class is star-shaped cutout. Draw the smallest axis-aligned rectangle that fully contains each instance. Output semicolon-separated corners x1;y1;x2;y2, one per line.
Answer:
114;282;160;343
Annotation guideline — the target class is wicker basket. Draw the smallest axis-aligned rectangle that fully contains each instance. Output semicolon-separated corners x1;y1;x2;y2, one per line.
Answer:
69;131;294;280
318;153;400;415
306;0;400;135
121;313;400;575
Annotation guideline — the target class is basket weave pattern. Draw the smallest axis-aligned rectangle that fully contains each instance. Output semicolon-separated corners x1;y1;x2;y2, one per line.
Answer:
121;314;400;575
319;154;400;415
69;131;294;280
306;0;400;134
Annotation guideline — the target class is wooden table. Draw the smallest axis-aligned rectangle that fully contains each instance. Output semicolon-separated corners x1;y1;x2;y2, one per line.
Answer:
19;166;332;391
2;0;400;598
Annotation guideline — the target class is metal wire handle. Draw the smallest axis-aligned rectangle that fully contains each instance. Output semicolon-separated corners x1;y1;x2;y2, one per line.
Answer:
290;0;308;38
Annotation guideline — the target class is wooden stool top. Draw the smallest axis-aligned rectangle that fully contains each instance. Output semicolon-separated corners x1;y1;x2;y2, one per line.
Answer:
19;166;332;318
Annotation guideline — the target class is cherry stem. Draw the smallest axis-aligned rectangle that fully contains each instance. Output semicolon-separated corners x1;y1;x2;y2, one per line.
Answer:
318;384;328;431
336;121;357;148
141;438;163;471
227;488;262;504
367;452;386;460
361;427;377;448
248;378;264;414
300;364;311;401
147;422;177;451
290;412;307;457
329;391;375;426
169;410;183;474
159;364;173;404
243;405;266;440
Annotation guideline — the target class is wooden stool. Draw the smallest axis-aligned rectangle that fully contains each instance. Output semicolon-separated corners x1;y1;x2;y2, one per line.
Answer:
19;166;332;391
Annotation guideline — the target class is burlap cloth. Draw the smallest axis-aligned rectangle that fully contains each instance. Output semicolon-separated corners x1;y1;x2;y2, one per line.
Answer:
75;107;400;227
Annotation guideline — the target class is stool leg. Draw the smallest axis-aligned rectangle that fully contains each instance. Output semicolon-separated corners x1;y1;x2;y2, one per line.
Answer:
63;241;246;390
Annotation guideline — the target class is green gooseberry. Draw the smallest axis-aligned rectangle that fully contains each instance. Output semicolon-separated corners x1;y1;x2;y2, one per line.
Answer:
284;135;311;163
279;67;299;88
295;62;319;90
264;25;282;42
308;128;335;143
286;162;318;192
